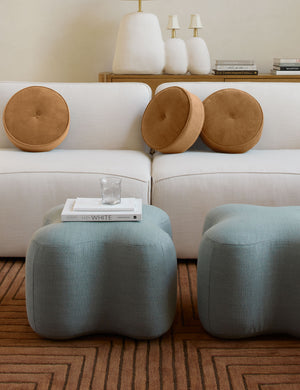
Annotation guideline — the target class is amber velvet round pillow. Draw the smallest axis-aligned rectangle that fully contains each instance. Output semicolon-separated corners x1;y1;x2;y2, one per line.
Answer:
3;86;70;152
142;86;204;153
201;88;263;153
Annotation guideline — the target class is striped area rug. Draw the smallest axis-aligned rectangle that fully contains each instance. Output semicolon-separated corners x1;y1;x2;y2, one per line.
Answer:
1;258;300;389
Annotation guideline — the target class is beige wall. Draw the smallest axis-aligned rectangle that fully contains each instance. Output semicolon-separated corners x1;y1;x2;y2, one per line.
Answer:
1;0;300;82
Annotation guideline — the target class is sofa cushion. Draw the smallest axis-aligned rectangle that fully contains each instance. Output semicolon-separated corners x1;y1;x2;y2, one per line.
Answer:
142;86;204;153
0;149;152;257
200;88;263;153
3;86;70;152
151;149;300;258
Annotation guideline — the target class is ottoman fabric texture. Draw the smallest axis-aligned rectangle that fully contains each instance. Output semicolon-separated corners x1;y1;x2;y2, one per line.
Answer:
197;204;300;339
26;205;177;340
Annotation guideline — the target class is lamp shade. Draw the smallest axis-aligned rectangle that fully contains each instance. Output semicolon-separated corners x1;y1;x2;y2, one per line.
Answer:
167;15;180;30
189;14;203;29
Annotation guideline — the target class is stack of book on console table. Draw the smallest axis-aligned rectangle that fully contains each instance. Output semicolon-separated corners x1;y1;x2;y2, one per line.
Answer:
212;60;258;75
61;198;142;222
271;58;300;75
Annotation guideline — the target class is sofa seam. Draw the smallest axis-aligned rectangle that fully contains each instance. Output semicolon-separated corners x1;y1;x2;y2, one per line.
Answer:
153;171;300;183
0;171;150;183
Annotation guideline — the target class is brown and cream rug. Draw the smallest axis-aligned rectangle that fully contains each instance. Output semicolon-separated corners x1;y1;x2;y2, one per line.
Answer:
1;258;300;389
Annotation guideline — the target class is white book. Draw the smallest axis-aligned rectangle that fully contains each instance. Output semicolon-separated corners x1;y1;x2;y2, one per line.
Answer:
271;69;300;75
215;64;257;70
216;59;255;65
273;58;300;64
61;198;142;222
73;197;135;212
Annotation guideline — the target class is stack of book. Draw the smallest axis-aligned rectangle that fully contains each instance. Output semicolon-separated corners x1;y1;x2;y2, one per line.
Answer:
212;60;258;75
61;197;142;221
271;58;300;75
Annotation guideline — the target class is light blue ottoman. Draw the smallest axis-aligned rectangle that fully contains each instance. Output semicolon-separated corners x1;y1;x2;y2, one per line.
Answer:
26;205;177;340
197;204;300;339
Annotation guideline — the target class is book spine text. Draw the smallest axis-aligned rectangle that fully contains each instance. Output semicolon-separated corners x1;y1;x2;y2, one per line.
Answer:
62;214;140;222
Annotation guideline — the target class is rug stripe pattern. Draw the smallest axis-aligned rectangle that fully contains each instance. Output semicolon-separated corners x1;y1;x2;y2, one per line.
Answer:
1;259;300;389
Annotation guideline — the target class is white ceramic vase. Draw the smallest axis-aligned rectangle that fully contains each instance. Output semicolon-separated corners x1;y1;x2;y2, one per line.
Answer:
164;38;188;74
186;37;211;74
113;12;165;74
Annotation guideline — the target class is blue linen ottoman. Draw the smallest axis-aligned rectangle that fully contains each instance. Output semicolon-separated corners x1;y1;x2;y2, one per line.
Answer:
26;204;177;340
197;204;300;339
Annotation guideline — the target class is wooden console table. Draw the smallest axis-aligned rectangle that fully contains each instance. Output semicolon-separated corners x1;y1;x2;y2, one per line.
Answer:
99;72;300;94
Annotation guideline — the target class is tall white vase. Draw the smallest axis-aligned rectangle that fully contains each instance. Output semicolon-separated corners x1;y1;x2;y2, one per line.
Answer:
186;37;211;74
164;38;188;74
113;12;165;74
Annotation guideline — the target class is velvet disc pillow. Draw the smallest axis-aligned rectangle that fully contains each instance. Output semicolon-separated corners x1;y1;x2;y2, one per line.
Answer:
201;88;263;153
142;86;204;153
3;86;70;152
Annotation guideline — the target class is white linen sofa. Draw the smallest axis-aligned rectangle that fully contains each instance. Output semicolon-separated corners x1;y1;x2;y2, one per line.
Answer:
152;82;300;258
1;81;300;259
0;82;152;257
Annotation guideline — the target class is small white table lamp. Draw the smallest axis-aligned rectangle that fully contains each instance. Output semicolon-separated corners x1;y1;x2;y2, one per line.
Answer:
164;15;188;74
112;0;165;74
186;14;211;74
167;14;180;38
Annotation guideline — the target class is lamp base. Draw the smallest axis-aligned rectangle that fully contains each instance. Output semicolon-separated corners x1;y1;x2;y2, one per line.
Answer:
186;37;211;75
164;38;188;75
113;12;165;74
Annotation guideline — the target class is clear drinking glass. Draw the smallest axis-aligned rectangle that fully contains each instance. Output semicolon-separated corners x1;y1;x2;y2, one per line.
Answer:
100;176;121;205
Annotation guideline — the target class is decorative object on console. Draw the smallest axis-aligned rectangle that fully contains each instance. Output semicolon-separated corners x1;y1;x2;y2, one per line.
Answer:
201;88;263;153
164;15;188;75
142;86;204;153
271;58;300;75
3;86;70;152
213;59;258;75
186;13;211;75
112;0;165;74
